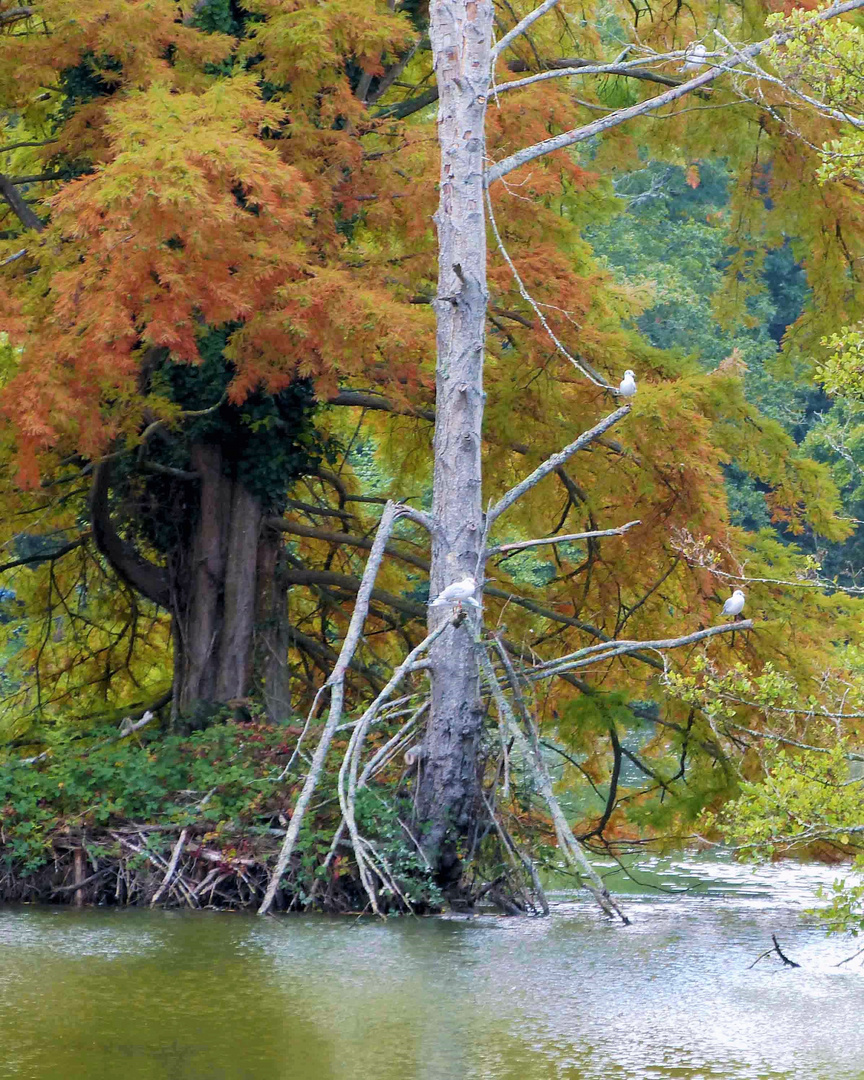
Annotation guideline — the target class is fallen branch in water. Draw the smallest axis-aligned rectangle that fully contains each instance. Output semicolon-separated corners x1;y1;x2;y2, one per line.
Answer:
836;945;864;967
479;640;630;924
748;934;801;969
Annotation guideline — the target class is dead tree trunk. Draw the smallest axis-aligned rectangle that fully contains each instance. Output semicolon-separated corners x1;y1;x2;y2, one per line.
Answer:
414;0;494;888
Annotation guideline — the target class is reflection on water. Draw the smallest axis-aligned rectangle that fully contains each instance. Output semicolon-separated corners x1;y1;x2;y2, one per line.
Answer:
1;858;863;1080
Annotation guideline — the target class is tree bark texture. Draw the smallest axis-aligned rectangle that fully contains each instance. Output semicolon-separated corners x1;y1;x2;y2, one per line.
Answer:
91;446;289;721
255;530;292;722
415;0;493;887
172;443;264;715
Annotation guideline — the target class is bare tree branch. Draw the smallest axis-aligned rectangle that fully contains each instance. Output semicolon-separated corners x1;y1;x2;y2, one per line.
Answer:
0;6;33;24
477;643;630;922
491;0;561;61
287;626;387;691
338;622;449;914
374;86;439;119
487;519;641;558
0;247;27;265
283;567;425;619
259;502;406;915
0;171;44;231
89;462;172;608
0;137;57;154
487;0;864;184
485;187;612;387
150;828;189;907
326;389;435;423
487;406;631;525
7;172;63;185
0;534;88;575
268;517;430;572
529;620;754;680
503;55;684;88
366;37;424;104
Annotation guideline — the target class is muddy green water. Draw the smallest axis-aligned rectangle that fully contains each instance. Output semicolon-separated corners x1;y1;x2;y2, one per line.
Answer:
1;859;863;1080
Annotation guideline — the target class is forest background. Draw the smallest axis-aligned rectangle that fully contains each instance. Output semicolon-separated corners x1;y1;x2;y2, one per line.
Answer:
1;0;864;926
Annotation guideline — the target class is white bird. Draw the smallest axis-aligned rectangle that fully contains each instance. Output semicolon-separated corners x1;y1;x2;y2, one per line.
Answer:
682;42;708;71
429;576;480;608
618;369;637;397
721;589;746;619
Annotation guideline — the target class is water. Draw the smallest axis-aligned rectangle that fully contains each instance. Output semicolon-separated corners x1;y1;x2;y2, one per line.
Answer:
1;858;863;1080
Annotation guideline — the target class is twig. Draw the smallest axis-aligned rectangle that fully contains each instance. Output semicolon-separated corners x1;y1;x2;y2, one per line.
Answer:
750;935;801;968
836;945;864;967
50;868;109;894
485;187;612;388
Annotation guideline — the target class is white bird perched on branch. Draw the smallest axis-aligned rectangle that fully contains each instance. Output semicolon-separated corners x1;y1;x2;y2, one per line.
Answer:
429;576;480;608
618;369;637;397
682;42;708;71
721;588;746;619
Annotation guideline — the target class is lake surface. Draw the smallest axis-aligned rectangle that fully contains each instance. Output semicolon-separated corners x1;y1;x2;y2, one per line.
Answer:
1;858;863;1080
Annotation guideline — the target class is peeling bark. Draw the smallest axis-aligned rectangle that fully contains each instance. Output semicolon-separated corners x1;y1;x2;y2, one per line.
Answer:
415;0;494;888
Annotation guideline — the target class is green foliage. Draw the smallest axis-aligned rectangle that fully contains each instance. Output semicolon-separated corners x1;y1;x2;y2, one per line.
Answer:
802;397;864;580
0;720;294;872
191;0;244;38
353;788;443;909
152;327;331;512
819;325;864;400
557;691;633;752
586;159;811;429
812;855;864;936
704;741;864;859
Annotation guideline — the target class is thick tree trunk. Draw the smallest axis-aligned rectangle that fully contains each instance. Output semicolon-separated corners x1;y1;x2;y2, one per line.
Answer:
255;530;292;722
173;443;265;717
92;445;290;724
215;481;262;702
177;443;230;711
415;0;493;888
